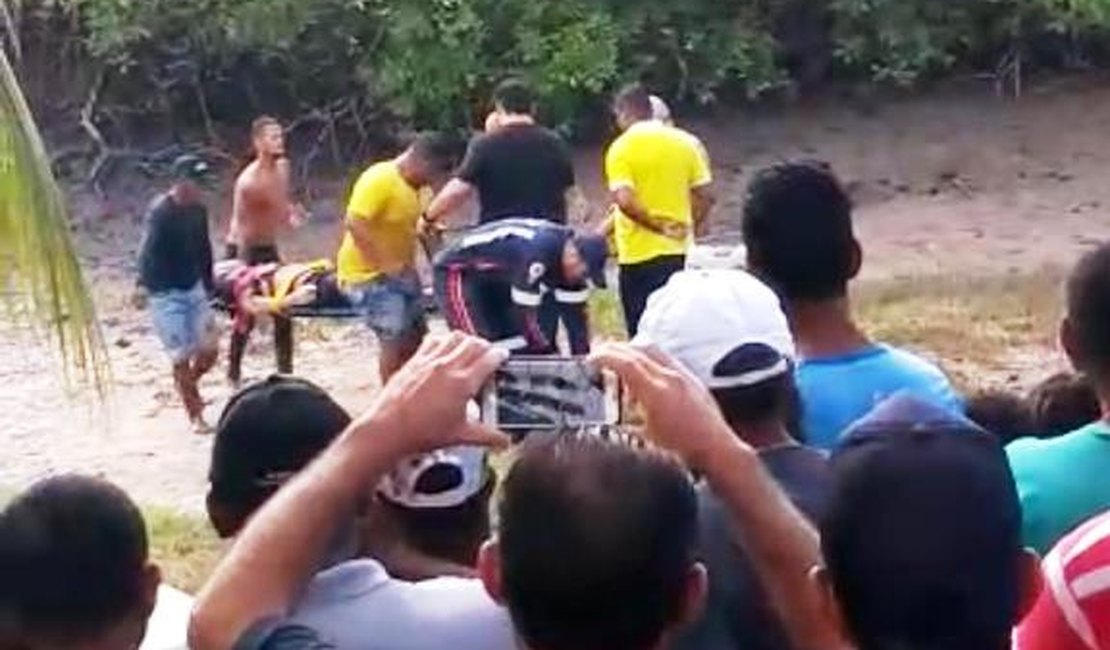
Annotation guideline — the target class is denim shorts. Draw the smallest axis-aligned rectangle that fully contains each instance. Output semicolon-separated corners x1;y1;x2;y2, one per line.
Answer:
149;283;218;363
343;271;426;342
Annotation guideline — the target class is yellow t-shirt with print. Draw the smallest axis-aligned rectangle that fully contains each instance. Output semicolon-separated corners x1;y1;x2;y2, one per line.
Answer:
604;120;712;265
336;161;422;285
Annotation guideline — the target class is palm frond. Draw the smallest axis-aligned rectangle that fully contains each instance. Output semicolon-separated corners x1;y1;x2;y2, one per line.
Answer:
0;50;110;392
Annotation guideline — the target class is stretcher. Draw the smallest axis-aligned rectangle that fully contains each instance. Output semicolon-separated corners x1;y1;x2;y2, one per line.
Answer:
211;296;360;320
282;305;363;319
211;289;438;321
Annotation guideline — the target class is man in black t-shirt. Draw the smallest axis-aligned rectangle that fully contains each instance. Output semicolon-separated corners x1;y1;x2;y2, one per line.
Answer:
425;79;575;227
425;80;580;349
136;156;219;434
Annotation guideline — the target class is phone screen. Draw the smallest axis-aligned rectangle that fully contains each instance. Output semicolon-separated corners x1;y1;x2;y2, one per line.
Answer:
480;357;620;430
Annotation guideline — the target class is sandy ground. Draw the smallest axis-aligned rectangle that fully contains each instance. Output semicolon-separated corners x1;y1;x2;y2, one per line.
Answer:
5;76;1110;511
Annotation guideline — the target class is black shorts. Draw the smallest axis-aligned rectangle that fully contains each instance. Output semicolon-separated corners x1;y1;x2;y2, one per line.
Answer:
227;243;282;266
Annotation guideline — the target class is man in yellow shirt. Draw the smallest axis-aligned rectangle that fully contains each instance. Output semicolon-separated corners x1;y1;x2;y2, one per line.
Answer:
605;84;715;336
337;134;457;380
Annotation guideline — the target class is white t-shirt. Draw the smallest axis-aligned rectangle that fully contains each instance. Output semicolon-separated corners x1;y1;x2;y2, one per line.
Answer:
140;585;193;650
290;559;517;650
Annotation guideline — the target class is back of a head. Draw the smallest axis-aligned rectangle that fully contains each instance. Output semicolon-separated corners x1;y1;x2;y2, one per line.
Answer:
965;390;1037;445
1027;372;1101;438
614;84;654;122
742;161;857;302
823;395;1024;650
499;435;698;650
410;131;463;176
0;475;150;647
376;446;495;569
208;376;351;537
710;354;803;441
494;78;536;116
1066;243;1110;385
251;115;280;139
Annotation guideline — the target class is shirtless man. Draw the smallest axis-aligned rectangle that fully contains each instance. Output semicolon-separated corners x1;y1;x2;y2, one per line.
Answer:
225;116;306;381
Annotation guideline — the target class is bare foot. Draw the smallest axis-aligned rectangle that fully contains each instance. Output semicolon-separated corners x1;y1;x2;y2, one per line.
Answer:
191;418;213;436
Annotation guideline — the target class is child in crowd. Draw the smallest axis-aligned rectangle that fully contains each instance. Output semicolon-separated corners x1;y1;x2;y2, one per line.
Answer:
1027;372;1101;438
966;390;1037;445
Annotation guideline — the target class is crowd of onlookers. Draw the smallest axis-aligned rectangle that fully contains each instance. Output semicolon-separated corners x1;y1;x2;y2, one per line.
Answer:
8;122;1110;650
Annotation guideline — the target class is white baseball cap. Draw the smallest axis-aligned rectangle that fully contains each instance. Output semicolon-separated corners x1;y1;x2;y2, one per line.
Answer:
376;446;491;509
632;269;796;389
649;95;673;124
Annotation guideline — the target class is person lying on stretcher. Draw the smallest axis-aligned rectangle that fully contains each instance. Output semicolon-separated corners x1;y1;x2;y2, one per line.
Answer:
213;259;347;385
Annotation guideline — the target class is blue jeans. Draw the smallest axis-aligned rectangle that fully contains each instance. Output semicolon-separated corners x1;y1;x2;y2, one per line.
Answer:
149;283;217;363
343;271;426;341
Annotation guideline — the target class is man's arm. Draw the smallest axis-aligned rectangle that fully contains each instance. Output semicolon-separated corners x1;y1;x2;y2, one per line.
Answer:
688;136;715;238
691;185;716;238
596;212;616;239
511;262;553;352
425;178;476;224
555;288;591;355
512;297;551;353
198;210;215;294
564;187;592;228
347;212;402;275
610;187;688;241
136;212;158;290
605;141;679;239
590;344;848;650
610;186;660;234
278;159;307;227
426;135;483;224
227;177;245;248
190;334;509;650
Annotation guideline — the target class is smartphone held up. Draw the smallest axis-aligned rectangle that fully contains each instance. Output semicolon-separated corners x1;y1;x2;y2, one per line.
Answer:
480;356;621;434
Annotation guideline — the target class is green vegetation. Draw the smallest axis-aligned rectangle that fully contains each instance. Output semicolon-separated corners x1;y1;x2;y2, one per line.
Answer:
0;50;107;388
8;0;1110;167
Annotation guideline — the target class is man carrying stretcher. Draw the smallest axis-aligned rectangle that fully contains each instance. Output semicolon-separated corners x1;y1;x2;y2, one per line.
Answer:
214;259;346;386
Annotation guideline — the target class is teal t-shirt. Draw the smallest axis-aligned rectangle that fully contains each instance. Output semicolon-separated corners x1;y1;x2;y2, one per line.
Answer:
796;344;963;450
1006;421;1110;554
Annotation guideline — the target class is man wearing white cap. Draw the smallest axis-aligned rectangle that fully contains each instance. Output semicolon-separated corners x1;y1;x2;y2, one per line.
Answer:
285;444;513;650
649;95;711;179
634;268;832;650
369;446;495;581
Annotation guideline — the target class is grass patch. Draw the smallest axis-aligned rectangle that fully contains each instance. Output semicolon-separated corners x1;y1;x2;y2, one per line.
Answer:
145;507;224;593
856;268;1065;389
0;490;222;594
587;269;1066;390
588;289;627;341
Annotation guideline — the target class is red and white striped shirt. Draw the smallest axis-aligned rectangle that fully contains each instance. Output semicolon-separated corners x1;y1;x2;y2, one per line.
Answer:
1017;510;1110;650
